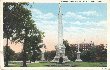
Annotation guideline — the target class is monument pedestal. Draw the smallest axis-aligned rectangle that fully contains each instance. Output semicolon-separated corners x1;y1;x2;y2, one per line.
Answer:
75;59;82;62
75;51;82;62
51;45;70;63
52;55;70;63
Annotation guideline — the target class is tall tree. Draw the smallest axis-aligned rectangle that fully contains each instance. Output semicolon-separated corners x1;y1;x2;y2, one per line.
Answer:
3;3;29;66
3;3;44;67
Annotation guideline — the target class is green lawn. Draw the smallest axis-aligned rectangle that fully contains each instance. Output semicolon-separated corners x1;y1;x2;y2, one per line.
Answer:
71;62;107;67
27;62;50;67
8;62;23;67
8;61;107;67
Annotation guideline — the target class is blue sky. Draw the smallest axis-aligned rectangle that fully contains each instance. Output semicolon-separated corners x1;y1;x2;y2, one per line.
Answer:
27;3;107;50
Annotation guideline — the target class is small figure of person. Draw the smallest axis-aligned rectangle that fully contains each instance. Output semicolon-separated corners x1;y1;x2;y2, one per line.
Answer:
59;57;63;64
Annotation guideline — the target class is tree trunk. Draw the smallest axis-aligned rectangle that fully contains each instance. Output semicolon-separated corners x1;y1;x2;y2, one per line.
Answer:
22;31;27;67
30;60;31;63
22;51;27;67
5;38;8;67
22;42;27;67
22;29;28;67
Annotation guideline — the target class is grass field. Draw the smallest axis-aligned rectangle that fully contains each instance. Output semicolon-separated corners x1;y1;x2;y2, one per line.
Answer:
7;61;107;67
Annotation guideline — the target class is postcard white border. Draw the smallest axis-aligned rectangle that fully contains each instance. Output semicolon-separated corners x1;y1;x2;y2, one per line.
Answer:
0;0;110;70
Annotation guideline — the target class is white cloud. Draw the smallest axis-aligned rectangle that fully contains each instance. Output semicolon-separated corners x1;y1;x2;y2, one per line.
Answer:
31;9;42;14
30;8;58;36
35;21;57;34
84;20;106;29
64;12;87;20
79;11;99;16
31;8;55;20
64;20;106;30
63;20;106;41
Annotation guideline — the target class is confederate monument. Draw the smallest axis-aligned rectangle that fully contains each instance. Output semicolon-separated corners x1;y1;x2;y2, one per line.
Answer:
75;44;82;62
52;3;70;63
41;51;45;61
40;43;46;61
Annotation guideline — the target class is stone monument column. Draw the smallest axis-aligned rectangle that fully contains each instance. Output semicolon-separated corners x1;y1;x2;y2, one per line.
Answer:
41;51;45;61
75;44;82;62
51;3;70;63
40;44;46;62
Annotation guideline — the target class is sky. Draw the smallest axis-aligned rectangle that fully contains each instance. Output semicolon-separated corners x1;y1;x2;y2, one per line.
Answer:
4;3;107;52
28;3;107;51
